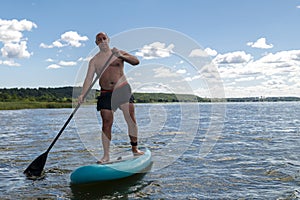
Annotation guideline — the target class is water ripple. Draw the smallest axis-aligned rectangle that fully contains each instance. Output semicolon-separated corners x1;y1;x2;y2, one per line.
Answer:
0;103;300;199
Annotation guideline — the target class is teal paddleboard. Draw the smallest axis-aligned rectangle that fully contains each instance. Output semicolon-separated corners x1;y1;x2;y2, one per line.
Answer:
70;148;151;184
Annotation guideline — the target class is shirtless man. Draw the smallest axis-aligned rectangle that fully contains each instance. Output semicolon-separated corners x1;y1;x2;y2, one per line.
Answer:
78;32;144;163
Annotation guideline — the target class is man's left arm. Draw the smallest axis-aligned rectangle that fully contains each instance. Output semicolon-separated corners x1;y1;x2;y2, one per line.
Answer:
112;48;139;65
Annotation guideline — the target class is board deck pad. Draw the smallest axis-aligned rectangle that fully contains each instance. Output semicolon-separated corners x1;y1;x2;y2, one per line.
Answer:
99;154;139;164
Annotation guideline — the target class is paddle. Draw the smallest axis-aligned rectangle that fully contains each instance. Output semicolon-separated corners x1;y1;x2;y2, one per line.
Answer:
24;52;115;177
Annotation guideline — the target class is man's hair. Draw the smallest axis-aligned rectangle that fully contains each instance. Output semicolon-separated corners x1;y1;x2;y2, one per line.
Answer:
96;32;108;39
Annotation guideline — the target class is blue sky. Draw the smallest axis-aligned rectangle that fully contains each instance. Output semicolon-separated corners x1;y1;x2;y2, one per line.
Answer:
1;0;300;97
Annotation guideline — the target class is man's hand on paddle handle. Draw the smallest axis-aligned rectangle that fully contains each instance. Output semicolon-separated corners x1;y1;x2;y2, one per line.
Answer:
112;47;122;58
78;94;84;104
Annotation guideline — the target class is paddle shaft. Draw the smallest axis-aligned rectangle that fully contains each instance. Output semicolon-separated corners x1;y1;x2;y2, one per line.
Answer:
45;53;114;153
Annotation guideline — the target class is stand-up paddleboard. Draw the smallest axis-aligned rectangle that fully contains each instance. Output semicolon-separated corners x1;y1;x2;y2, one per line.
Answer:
70;148;151;184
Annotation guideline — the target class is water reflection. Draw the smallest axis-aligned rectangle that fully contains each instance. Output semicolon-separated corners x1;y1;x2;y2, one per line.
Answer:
70;168;151;199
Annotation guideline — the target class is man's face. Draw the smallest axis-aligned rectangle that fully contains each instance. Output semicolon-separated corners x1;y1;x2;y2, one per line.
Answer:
95;33;109;48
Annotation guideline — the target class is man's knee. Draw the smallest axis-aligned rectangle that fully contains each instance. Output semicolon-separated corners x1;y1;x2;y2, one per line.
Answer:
102;117;113;127
101;112;113;131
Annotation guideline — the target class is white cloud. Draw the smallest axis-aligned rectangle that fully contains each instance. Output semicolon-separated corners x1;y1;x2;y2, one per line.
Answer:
0;19;37;43
189;49;207;57
61;31;88;47
214;49;300;97
247;37;273;49
45;58;77;69
184;74;201;82
205;48;218;57
264;79;285;86
176;69;187;74
213;51;253;64
133;84;172;93
39;43;49;48
0;30;23;44
0;59;20;66
235;76;255;82
40;31;88;48
132;46;300;97
78;56;93;62
58;60;77;66
153;67;178;78
189;47;218;57
1;41;31;58
40;41;64;48
47;64;61;69
297;5;300;9
135;42;174;59
45;58;55;62
189;48;218;57
258;50;300;63
0;19;36;66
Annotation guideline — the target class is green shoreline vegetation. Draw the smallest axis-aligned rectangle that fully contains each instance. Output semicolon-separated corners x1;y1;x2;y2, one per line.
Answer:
0;87;299;110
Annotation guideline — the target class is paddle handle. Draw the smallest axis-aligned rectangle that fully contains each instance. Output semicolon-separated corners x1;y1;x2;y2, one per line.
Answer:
45;53;114;153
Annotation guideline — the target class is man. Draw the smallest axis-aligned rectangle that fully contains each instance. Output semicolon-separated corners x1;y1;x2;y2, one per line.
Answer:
78;32;144;163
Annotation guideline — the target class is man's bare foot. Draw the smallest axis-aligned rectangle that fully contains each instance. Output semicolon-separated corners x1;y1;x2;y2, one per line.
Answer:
132;147;144;156
96;156;109;164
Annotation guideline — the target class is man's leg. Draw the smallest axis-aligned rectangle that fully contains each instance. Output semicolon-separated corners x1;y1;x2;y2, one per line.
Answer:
120;102;144;155
98;109;114;163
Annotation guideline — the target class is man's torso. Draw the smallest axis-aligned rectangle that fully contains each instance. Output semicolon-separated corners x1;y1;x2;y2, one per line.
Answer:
92;51;127;90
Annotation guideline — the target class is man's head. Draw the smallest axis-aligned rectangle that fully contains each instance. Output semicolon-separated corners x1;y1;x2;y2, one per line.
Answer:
95;32;109;45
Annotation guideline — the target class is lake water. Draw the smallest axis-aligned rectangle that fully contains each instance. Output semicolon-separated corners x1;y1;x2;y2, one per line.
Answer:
0;102;300;199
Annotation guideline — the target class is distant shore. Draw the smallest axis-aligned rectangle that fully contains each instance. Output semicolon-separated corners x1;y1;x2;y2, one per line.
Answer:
1;98;300;110
0;101;73;110
0;87;299;110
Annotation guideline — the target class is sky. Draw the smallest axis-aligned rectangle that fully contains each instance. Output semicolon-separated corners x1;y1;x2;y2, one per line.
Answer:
1;0;300;98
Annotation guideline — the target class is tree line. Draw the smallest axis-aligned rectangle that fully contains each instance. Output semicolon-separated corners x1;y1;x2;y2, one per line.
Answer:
0;87;75;102
0;87;209;103
1;87;299;104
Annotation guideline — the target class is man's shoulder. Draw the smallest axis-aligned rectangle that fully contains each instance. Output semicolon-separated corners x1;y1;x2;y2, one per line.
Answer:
89;53;100;63
88;56;99;69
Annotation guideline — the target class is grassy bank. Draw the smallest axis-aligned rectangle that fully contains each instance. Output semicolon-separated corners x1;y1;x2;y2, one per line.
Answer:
0;101;73;110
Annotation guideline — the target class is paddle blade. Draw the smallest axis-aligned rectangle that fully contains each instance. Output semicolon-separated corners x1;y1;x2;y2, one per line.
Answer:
24;152;48;177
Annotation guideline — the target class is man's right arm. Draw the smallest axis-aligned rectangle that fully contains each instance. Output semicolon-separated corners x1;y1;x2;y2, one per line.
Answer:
78;60;95;104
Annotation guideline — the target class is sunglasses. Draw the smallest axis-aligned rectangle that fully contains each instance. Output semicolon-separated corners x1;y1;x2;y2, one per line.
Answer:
96;36;107;43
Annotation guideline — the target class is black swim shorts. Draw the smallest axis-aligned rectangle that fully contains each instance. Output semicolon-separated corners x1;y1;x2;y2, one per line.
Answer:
97;84;135;111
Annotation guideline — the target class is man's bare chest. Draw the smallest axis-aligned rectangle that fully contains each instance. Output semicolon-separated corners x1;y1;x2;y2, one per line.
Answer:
95;58;123;73
109;58;123;67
